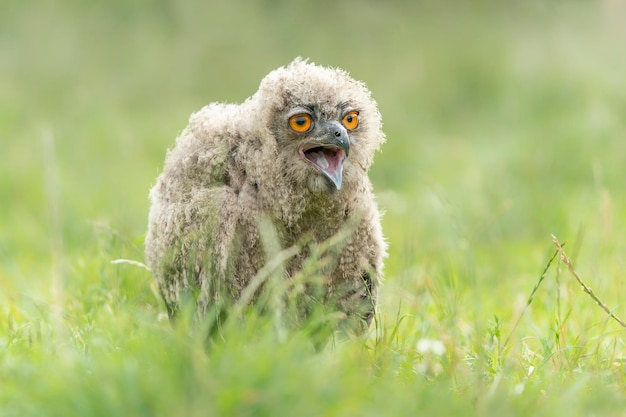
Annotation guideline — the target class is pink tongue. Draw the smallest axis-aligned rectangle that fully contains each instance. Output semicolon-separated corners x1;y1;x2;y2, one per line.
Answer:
305;147;345;189
308;149;341;174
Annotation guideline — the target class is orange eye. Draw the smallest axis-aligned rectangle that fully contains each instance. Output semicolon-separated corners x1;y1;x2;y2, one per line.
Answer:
288;113;313;133
342;111;359;130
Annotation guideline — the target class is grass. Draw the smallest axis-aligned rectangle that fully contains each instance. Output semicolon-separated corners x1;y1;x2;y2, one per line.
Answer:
2;0;626;415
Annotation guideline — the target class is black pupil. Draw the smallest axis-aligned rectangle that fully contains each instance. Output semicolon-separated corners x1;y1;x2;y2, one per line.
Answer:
296;117;307;126
346;115;353;123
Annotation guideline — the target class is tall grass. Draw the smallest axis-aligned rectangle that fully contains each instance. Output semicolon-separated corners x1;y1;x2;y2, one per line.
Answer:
2;1;626;415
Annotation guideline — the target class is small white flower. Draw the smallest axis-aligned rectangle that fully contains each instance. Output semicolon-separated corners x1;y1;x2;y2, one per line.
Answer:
416;338;446;356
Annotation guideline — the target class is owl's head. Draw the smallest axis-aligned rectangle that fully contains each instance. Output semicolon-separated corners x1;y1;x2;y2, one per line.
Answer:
249;58;385;194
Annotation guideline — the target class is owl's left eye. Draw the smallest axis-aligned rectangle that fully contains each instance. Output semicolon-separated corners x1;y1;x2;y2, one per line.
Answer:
289;113;313;133
342;111;359;130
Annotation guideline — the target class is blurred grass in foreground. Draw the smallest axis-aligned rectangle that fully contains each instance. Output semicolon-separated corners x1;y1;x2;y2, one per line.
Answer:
1;1;626;416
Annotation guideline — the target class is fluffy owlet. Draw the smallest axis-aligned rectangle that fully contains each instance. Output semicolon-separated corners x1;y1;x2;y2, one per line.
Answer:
145;58;386;331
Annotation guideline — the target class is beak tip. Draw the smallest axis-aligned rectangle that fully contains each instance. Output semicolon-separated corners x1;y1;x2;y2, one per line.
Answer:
331;174;343;191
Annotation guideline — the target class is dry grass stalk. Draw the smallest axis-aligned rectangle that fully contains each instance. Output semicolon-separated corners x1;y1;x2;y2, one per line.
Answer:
551;234;626;329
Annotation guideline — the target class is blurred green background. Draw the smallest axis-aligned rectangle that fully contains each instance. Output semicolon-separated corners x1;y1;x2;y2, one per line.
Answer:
2;0;626;415
3;0;625;306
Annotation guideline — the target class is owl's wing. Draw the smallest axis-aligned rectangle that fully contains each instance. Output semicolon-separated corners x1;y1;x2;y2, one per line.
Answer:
145;103;241;317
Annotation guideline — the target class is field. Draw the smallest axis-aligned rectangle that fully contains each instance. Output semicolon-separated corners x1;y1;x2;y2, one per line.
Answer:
2;1;626;415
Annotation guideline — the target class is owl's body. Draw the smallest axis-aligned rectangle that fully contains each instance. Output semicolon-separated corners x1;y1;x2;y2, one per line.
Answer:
145;59;386;329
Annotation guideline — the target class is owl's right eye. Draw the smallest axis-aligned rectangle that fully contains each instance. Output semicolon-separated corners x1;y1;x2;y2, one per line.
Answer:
288;113;313;133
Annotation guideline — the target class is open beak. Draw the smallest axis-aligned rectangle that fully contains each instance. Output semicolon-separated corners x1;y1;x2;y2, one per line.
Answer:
298;124;350;190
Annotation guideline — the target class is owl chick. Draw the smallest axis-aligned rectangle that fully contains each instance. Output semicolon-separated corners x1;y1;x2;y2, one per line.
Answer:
145;58;386;330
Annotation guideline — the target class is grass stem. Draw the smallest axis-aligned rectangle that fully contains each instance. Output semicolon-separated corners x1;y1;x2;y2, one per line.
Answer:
552;234;626;329
500;244;562;352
